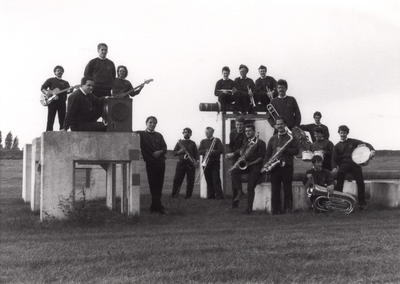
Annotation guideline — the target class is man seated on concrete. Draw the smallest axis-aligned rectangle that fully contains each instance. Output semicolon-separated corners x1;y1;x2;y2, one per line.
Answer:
63;76;106;132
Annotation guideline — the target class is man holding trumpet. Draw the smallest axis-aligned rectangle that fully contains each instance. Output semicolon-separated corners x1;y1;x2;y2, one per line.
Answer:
171;128;199;199
233;64;256;115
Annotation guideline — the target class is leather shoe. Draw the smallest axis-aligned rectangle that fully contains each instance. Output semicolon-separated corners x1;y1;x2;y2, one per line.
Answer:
233;192;247;202
242;208;252;214
225;205;239;210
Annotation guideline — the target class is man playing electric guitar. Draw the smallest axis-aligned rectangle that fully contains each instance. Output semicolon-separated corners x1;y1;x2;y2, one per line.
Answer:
41;65;74;131
112;65;153;98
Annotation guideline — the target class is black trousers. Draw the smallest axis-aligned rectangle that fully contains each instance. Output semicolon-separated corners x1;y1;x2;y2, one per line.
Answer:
204;161;223;199
70;105;106;132
93;87;112;98
270;164;294;213
235;92;251;113
218;93;237;111
146;162;166;211
172;160;195;197
336;163;366;206
254;94;271;108
231;164;263;210
46;100;66;131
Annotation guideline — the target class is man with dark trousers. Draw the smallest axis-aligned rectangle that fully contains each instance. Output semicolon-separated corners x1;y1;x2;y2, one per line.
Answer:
309;127;334;171
214;66;237;114
63;76;106;132
254;65;278;108
332;125;375;210
225;116;247;209
267;79;301;131
233;64;256;115
135;116;168;214
41;65;73;131
265;116;299;214
230;124;266;214
84;43;116;98
300;111;330;142
198;127;224;200
171;128;199;199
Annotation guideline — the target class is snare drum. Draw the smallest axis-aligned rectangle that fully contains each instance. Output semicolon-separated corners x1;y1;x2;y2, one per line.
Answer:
351;144;371;166
313;150;325;160
302;151;314;162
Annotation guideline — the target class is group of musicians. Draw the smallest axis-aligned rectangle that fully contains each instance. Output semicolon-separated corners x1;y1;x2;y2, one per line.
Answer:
40;52;376;215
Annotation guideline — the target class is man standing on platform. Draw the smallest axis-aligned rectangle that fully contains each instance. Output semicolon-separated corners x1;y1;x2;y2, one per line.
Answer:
254;65;278;108
63;76;106;132
332;125;375;210
234;64;256;115
84;43;116;98
171;128;199;199
230;124;266;214
135;116;169;214
198;127;224;200
268;79;301;131
214;66;237;114
300;111;330;142
225;116;247;209
41;65;73;131
265;116;299;214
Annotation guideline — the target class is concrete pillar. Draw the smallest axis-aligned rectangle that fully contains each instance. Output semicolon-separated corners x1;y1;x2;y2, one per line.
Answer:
369;181;400;207
128;150;140;217
30;138;41;212
106;163;116;209
22;144;32;203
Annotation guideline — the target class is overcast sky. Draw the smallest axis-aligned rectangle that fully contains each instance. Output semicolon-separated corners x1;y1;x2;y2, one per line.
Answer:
1;0;399;150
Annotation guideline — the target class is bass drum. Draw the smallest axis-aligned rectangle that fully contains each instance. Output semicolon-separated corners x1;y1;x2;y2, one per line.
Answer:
313;150;325;160
351;144;371;166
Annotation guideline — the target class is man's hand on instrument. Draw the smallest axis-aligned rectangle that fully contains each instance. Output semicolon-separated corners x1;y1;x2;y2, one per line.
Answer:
225;153;234;160
327;185;334;195
331;168;338;175
370;150;376;159
232;87;237;94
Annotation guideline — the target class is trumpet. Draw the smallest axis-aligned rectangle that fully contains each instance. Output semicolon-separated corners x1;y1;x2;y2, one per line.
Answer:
248;85;256;108
261;131;293;173
266;86;274;102
177;140;198;168
195;137;217;184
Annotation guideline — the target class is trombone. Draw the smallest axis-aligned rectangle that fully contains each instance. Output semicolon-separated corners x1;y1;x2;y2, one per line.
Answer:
195;137;217;184
266;104;292;134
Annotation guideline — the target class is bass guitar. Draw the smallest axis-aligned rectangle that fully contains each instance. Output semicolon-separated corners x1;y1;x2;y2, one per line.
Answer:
40;85;80;106
113;79;153;98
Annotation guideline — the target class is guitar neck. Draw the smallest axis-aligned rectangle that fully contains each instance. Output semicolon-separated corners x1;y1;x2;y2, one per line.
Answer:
116;79;153;98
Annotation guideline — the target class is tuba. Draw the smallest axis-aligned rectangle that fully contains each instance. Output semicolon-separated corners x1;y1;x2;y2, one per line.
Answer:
228;134;259;174
261;131;293;173
307;185;356;214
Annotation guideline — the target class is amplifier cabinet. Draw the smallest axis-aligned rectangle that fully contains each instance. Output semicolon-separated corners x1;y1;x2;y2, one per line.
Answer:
103;97;132;132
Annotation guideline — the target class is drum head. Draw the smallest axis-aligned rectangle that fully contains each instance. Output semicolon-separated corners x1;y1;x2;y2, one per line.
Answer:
302;151;314;161
351;145;371;165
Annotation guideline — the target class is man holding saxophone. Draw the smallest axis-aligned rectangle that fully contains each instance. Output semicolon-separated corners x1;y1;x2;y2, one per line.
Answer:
171;128;199;199
265;116;299;214
229;124;266;214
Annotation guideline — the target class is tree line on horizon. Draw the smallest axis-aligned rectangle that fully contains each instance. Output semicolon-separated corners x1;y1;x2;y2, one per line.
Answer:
0;131;19;150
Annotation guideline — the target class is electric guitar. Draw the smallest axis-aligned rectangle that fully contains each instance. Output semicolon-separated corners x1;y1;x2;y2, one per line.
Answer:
113;79;153;98
40;85;80;106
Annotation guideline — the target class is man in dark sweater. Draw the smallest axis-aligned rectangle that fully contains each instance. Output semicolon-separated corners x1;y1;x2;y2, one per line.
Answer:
171;128;199;199
225;116;247;209
214;66;237;114
84;43;116;98
230;124;266;214
41;65;73;131
265;116;299;214
198;127;224;200
135;116;168;214
254;65;278;108
63;76;106;132
309;127;334;170
300;111;330;142
233;64;256;115
332;125;375;209
268;79;301;131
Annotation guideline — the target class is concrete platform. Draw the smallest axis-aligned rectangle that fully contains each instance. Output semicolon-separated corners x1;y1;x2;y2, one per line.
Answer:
27;131;141;220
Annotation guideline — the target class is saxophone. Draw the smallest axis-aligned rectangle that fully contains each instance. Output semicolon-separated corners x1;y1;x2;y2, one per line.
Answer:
228;134;259;174
261;131;293;173
177;140;198;168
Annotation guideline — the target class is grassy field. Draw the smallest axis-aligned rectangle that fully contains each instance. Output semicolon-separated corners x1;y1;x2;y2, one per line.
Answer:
1;157;400;284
